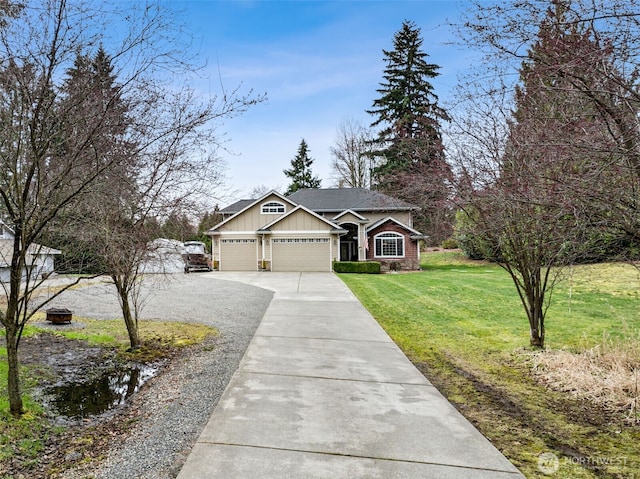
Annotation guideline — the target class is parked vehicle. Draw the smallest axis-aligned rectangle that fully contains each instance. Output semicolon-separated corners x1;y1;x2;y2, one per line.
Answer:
182;241;212;273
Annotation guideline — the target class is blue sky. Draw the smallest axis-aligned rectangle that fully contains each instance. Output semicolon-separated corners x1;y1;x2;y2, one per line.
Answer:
176;0;469;204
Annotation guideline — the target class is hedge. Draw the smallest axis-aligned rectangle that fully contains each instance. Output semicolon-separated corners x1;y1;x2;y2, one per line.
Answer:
333;261;381;274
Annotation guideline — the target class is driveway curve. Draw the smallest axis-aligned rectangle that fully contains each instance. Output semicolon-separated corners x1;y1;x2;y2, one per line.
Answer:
42;273;273;479
44;273;273;328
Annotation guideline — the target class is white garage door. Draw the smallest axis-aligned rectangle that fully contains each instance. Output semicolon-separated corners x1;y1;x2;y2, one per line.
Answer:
219;239;257;271
271;238;331;272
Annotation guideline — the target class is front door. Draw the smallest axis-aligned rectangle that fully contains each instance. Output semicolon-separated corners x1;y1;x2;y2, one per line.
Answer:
340;241;356;261
339;222;359;261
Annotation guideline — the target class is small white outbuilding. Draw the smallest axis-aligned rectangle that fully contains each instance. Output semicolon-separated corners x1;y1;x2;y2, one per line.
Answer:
0;221;61;282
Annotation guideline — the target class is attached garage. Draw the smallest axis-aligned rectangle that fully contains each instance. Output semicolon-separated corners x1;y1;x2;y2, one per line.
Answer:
271;237;332;272
219;239;257;271
207;195;345;272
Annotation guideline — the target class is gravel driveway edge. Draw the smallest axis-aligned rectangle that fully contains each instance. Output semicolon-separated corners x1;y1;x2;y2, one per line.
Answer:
49;274;274;479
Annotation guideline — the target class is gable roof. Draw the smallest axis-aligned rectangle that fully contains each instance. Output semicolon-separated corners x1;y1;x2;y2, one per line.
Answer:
219;199;255;215
0;220;14;239
257;205;347;234
332;209;368;223
366;217;425;238
287;188;418;212
220;199;256;215
206;190;297;234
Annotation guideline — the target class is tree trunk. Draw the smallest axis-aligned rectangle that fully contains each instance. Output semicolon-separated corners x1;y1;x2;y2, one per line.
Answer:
528;297;545;348
529;326;544;348
113;278;140;349
6;237;25;416
5;323;24;416
121;295;140;349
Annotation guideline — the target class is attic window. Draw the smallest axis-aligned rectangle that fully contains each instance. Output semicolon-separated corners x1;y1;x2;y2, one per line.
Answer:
261;201;285;214
374;232;404;258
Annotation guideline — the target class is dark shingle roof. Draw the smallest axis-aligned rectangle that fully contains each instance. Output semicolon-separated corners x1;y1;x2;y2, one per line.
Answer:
287;188;417;212
219;188;418;216
219;199;255;215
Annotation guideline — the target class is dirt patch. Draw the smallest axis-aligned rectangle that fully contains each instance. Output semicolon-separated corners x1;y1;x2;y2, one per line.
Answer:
4;402;136;479
19;331;111;377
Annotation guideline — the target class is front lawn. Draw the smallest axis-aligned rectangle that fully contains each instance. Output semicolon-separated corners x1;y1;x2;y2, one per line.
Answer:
339;251;640;479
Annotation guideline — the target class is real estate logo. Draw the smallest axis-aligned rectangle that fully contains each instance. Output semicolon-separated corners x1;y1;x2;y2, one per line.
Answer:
538;452;560;475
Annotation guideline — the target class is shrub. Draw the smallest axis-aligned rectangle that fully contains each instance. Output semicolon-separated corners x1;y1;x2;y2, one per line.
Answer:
333;261;381;274
453;209;495;260
440;238;458;249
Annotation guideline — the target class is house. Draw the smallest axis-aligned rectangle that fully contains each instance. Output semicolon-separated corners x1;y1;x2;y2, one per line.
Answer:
0;221;61;282
206;188;425;272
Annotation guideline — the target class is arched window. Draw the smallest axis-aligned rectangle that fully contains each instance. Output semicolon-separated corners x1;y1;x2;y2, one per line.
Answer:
374;232;404;257
261;201;285;214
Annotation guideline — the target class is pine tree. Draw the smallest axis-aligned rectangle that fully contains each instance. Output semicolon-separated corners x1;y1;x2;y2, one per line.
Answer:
367;20;453;243
283;139;321;195
368;20;449;186
47;46;134;273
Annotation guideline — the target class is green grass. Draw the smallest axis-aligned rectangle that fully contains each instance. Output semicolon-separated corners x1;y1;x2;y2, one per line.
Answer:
339;251;640;478
0;350;56;474
26;312;217;348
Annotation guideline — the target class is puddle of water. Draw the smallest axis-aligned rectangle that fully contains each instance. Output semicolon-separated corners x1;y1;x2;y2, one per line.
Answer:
44;364;158;419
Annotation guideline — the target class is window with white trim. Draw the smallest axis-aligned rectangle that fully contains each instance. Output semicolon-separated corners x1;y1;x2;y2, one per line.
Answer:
221;239;256;244
272;238;329;243
374;232;404;257
261;201;285;214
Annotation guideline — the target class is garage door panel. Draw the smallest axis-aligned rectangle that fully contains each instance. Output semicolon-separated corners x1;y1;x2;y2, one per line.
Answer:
272;238;330;272
220;239;257;271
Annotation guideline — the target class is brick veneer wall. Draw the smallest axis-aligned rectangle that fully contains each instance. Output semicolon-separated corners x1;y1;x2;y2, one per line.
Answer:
366;221;420;271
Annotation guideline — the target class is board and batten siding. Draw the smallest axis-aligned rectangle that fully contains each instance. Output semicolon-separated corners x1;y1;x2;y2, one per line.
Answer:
270;209;331;231
365;211;412;228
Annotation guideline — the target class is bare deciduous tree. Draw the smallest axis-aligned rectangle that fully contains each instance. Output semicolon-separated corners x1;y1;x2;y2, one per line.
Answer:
330;117;372;188
0;0;263;415
451;0;634;347
457;0;640;253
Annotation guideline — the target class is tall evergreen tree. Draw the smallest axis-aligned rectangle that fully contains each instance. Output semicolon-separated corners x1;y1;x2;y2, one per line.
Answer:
53;46;151;349
506;0;632;261
368;20;449;186
46;46;134;271
283;139;321;195
367;20;453;244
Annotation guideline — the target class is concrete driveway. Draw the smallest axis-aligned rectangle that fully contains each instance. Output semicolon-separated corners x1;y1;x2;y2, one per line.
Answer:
177;272;524;479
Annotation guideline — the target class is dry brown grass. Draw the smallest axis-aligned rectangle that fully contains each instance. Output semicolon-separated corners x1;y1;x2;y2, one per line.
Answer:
531;334;640;422
564;262;640;297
